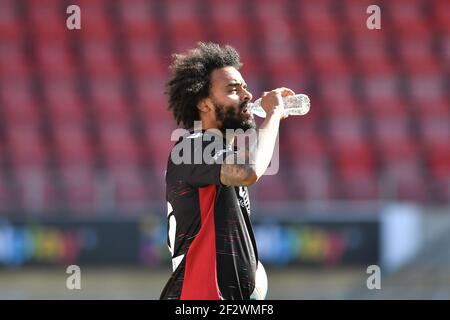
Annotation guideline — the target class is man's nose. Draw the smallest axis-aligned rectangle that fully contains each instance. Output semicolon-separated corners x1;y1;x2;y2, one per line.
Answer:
242;88;253;102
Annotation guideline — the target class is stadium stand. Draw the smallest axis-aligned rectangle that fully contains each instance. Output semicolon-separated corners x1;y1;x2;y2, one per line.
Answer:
0;0;448;214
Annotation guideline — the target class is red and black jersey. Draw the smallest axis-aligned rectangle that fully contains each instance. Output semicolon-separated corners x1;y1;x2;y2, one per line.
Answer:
160;129;258;300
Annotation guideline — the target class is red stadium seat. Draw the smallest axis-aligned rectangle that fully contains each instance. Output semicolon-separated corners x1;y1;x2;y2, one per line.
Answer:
0;1;24;42
117;0;159;41
90;78;130;123
0;80;40;124
233;43;262;77
164;0;202;24
426;142;450;202
389;0;432;37
134;77;170;122
376;136;426;201
126;41;167;78
145;120;176;201
284;122;326;165
344;0;383;35
53;124;94;167
208;0;251;37
431;176;450;203
209;0;251;45
77;0;113;41
108;166;150;212
254;0;291;18
255;173;292;202
35;42;76;78
330;118;376;190
363;76;402;101
0;172;13;212
211;18;252;47
309;39;349;76
7;125;48;167
328;115;368;147
374;114;428;201
380;162;428;202
261;43;307;83
365;95;408;118
419;117;450;147
409;75;448;122
144;120;173;201
254;0;296;42
14;168;60;213
44;80;87;124
380;138;419;167
167;21;207;53
414;95;449;119
82;40;122;77
334;141;375;180
28;0;68;42
327;113;377;200
317;76;358;118
352;34;395;76
144;121;175;172
408;76;446;104
291;163;333;201
363;75;406;119
322;94;362;119
165;0;207;52
432;0;450;32
60;166;97;213
166;17;205;38
299;0;340;38
372;116;414;148
399;37;440;75
427;143;450;179
338;173;378;201
98;123;141;168
0;42;29;80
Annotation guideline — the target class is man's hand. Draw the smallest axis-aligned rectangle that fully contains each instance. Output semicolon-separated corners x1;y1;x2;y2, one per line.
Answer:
261;87;295;119
220;87;296;186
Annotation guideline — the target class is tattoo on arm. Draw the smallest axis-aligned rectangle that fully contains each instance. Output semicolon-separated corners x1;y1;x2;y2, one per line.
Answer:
220;164;256;186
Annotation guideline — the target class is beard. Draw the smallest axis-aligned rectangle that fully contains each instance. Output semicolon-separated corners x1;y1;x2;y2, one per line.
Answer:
212;99;256;131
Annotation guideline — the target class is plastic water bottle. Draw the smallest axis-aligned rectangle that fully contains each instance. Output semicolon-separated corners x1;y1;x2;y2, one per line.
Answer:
246;94;310;118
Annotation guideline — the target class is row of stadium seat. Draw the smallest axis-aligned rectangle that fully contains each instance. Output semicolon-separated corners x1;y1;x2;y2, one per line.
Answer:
0;0;448;214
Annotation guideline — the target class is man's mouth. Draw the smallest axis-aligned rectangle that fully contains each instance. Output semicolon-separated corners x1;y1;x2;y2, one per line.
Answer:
240;102;249;115
241;108;252;121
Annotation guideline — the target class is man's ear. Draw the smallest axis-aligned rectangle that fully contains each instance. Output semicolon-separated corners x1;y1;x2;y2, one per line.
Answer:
197;98;213;114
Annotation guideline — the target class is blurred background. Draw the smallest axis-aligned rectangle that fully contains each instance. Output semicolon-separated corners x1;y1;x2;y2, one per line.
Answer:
0;0;449;299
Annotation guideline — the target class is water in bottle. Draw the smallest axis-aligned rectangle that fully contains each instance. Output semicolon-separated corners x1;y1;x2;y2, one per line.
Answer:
246;94;310;118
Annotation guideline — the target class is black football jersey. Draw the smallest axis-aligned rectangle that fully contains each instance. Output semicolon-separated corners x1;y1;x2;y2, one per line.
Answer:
160;129;258;300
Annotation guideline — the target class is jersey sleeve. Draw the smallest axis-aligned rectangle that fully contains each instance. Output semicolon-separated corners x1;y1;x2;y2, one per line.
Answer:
171;134;235;187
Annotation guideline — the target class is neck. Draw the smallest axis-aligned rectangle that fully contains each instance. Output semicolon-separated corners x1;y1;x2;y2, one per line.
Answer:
195;117;235;146
223;131;235;148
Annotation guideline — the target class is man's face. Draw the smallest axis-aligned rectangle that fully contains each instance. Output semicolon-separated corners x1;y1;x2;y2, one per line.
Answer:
208;66;255;131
